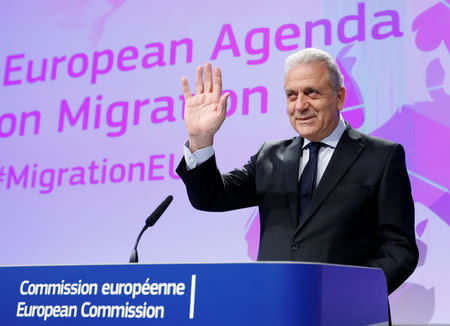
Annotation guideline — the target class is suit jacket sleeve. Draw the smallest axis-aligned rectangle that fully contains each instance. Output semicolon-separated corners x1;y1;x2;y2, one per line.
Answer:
176;148;261;212
364;144;418;294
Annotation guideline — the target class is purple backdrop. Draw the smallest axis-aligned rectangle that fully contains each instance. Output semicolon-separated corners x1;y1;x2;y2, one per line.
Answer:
1;0;449;324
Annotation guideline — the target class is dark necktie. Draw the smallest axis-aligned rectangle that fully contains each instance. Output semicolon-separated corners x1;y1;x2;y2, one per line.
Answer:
298;142;323;224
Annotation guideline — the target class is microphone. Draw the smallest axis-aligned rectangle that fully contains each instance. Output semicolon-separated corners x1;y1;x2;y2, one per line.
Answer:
129;195;173;263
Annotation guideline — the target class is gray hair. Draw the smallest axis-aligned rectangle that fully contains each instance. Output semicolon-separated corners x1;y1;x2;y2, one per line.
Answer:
285;48;344;93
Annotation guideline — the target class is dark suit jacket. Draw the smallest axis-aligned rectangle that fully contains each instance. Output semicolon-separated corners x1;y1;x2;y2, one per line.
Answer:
176;125;418;294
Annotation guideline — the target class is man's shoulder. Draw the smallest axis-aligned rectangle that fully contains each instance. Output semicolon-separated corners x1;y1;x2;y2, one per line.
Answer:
250;137;298;162
258;137;298;153
256;127;405;156
262;137;297;149
346;126;402;150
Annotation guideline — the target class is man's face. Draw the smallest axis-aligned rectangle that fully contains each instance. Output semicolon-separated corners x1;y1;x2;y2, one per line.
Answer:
284;62;346;142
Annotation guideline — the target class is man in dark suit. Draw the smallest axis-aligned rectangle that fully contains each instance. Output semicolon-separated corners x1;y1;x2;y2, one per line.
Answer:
177;48;418;295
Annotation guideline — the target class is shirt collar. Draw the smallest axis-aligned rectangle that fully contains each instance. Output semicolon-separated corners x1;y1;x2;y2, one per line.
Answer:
302;114;346;149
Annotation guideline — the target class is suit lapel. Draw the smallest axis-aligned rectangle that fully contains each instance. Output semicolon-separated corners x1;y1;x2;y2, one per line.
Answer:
295;125;365;234
282;136;303;232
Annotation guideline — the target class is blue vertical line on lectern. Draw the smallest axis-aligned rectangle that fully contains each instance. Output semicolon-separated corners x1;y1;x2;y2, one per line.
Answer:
189;274;197;319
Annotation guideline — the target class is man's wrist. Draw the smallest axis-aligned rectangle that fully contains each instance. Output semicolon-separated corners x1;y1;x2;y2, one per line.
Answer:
188;136;214;153
183;140;214;170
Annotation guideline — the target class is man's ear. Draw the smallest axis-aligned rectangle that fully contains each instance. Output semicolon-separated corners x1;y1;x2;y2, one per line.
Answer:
336;86;346;112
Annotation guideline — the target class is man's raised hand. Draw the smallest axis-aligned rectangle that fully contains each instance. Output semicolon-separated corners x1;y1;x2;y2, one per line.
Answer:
181;63;229;153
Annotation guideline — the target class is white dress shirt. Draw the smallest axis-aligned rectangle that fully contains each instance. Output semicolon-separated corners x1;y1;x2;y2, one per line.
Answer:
184;115;347;187
299;114;346;186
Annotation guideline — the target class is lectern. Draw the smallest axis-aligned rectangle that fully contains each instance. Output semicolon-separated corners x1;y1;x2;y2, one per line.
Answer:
0;262;388;325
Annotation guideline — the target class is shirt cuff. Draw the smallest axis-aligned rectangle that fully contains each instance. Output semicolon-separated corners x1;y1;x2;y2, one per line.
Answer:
183;140;215;170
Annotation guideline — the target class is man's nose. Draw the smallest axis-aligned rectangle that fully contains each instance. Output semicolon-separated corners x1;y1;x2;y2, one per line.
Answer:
294;93;309;111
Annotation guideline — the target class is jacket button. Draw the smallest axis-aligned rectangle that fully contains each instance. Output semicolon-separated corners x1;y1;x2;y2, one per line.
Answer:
291;243;299;251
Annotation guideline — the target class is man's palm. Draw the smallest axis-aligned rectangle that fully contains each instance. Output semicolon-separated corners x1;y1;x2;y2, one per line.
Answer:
181;63;229;151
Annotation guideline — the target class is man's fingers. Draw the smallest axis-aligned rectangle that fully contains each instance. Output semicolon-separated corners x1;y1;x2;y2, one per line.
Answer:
195;65;204;94
204;62;213;93
186;64;222;100
213;67;222;97
181;76;192;100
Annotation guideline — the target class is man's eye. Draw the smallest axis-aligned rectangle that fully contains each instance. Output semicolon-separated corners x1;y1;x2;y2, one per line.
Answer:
307;90;319;97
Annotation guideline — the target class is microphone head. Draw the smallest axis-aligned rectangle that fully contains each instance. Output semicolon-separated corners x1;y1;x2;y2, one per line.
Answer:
145;195;173;227
129;249;138;263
